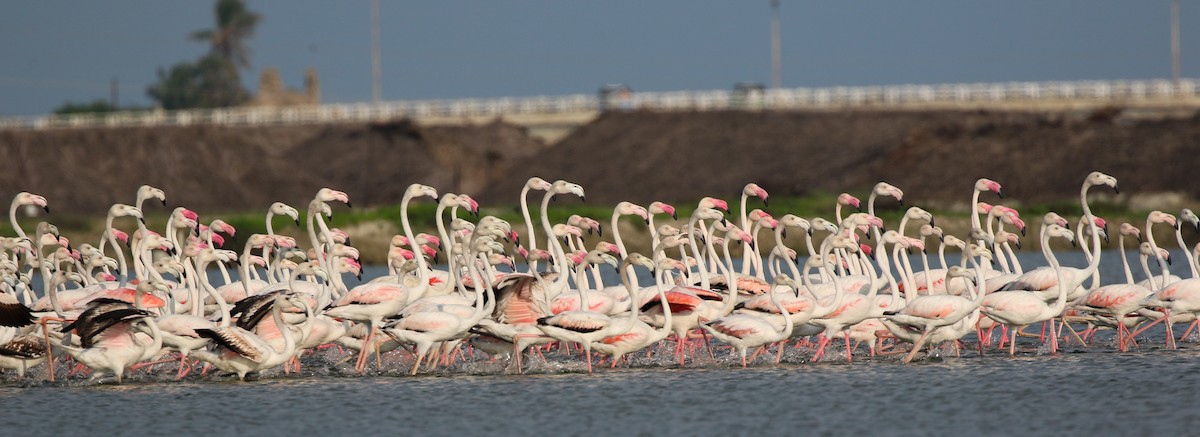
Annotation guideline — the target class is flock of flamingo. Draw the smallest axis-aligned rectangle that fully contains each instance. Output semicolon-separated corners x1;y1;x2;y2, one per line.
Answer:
0;170;1196;383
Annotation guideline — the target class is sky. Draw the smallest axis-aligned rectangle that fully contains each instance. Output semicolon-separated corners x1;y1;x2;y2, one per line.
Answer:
0;1;1195;116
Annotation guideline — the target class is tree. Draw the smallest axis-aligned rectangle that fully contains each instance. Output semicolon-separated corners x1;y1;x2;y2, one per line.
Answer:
146;0;259;109
189;0;262;68
147;55;249;110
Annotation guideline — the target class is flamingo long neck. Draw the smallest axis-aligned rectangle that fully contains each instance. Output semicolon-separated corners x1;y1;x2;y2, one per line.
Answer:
199;257;232;326
987;217;1012;274
610;261;641;335
890;244;910;306
717;235;739;316
775;226;803;281
1044;235;1070;316
106;214;130;289
538;190;558;273
1003;242;1023;275
970;188;983;238
37;233;63;317
749;222;768;280
938;243;949;270
272;298;298;358
685;213;711;289
239;242;257;293
867;192;883;242
520;185;538;271
1139;251;1157;289
9;199;27;240
815;242;847;315
1175;226;1199;279
612;210;639;285
434;202;459;292
879;244;906;305
400;191;430;303
1117;232;1133;284
265;211;276;238
1145;220;1170;288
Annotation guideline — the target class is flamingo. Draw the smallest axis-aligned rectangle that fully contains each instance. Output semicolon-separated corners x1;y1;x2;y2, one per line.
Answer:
324;184;437;373
980;224;1077;356
701;273;796;367
191;291;311;380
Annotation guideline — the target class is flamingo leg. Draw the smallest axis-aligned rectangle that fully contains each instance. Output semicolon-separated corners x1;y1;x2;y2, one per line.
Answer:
701;330;717;360
1009;326;1018;356
844;333;853;362
812;335;830;362
410;352;423;375
584;345;593;375
1061;322;1086;348
903;327;933;363
1180;320;1200;341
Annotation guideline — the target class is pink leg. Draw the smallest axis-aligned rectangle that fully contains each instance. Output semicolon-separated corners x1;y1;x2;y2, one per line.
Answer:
1180;320;1200;341
585;347;593;374
1009;327;1018;356
844;334;853;363
812;336;830;362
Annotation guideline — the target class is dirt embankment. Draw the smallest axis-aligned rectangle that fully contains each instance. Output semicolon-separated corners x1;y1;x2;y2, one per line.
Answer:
4;107;1200;218
481;109;1200;209
0;120;549;216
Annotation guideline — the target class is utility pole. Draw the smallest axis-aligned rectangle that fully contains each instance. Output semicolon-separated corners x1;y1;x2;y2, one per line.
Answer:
371;0;382;103
770;0;781;89
1172;0;1181;85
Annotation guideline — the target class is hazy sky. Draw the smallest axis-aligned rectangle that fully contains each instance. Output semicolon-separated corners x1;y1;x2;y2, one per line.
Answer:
0;1;1194;116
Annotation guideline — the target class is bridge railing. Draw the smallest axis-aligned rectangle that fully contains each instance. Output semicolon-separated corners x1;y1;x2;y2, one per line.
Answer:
2;79;1196;130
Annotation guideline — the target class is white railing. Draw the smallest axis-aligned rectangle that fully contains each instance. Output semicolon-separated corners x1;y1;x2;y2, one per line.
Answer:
2;79;1197;130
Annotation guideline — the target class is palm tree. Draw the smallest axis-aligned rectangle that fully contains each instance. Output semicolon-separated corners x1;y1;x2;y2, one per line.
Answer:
190;0;261;69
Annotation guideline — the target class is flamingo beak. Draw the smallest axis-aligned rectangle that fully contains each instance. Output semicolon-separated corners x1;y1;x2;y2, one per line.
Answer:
1014;240;1022;250
161;199;167;206
1113;185;1120;194
597;226;603;237
294;219;301;226
346;202;353;208
996;189;1004;198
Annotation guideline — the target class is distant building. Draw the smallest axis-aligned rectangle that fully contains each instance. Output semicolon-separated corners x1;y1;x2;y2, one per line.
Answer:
248;67;320;107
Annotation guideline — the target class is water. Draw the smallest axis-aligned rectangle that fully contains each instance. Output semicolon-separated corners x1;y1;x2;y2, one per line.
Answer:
4;249;1198;434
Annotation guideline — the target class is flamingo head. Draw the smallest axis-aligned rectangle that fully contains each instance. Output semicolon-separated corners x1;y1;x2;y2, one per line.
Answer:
17;192;50;213
317;188;352;207
873;182;904;204
744;183;769;206
975;178;1003;198
838;193;862;211
700;197;730;212
551;180;585;200
526;177;553;191
1119;223;1142;241
1181;208;1200;232
650;201;677;220
110;229;130;245
1086;171;1119;193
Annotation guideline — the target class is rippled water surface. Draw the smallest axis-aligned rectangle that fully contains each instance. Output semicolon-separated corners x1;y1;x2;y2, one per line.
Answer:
4;250;1199;435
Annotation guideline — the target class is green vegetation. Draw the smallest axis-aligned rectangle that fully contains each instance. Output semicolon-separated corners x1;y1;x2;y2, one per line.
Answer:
52;100;118;115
